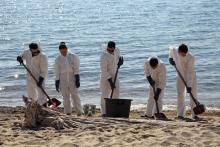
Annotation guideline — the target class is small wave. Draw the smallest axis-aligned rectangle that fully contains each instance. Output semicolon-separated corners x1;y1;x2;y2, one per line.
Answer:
0;85;25;92
0;37;11;41
131;104;220;111
0;86;5;91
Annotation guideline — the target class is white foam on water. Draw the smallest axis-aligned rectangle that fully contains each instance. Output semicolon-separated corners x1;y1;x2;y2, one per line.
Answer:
131;104;220;111
131;104;177;111
0;86;5;91
14;74;19;79
205;107;220;111
130;104;146;110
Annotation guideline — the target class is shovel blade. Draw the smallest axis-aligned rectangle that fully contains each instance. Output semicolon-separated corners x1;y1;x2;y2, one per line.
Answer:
193;104;205;115
154;113;167;120
48;98;61;108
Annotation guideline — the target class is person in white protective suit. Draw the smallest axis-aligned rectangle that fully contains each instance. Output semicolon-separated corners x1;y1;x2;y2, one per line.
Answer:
17;42;48;106
143;57;166;118
54;42;83;115
100;41;124;116
169;44;199;120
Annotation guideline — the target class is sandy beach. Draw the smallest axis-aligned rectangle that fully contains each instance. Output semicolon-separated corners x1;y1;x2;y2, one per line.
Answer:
0;106;219;147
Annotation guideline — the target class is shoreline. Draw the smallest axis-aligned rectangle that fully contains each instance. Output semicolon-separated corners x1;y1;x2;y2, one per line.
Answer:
1;103;220;111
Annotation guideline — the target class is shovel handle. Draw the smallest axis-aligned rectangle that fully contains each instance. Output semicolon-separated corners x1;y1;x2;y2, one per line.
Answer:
152;85;160;113
173;65;199;105
110;66;119;99
21;62;51;100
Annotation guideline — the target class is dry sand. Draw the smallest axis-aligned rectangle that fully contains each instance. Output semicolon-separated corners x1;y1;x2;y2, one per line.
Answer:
0;106;219;147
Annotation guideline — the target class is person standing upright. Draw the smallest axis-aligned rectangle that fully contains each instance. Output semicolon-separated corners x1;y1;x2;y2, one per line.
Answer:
100;41;124;116
54;42;83;115
169;44;199;120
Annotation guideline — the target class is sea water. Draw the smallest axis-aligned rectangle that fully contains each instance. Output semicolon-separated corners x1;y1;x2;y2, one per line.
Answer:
0;0;219;108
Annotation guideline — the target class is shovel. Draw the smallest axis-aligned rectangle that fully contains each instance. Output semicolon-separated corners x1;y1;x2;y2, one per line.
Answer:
21;62;61;108
153;85;167;120
173;65;205;115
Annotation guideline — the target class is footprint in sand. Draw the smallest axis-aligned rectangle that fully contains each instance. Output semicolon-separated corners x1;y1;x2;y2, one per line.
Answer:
1;129;7;133
104;133;114;138
166;136;180;142
13;134;19;137
191;129;200;134
141;134;156;139
193;137;201;141
200;131;214;138
134;126;142;130
162;128;172;133
115;130;121;135
203;140;212;145
61;143;79;147
98;137;105;142
178;143;191;147
106;129;112;132
181;131;192;138
98;127;104;132
129;128;139;134
22;134;31;139
124;137;135;143
160;141;171;146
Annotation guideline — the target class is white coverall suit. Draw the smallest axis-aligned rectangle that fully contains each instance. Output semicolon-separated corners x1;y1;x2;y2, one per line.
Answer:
100;48;120;115
144;57;166;117
169;48;197;117
19;48;48;105
54;52;83;114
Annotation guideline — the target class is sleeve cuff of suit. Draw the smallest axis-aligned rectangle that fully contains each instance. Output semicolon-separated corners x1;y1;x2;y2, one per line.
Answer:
39;73;46;79
106;75;112;80
74;72;80;75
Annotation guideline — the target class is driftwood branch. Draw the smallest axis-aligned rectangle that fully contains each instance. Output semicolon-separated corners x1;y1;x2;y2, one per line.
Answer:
22;96;79;130
22;96;143;130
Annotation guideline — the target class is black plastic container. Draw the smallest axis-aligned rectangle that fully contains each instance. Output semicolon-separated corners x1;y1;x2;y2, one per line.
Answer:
104;98;132;118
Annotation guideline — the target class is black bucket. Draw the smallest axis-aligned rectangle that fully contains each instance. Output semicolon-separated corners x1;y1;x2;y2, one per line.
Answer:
104;98;132;118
